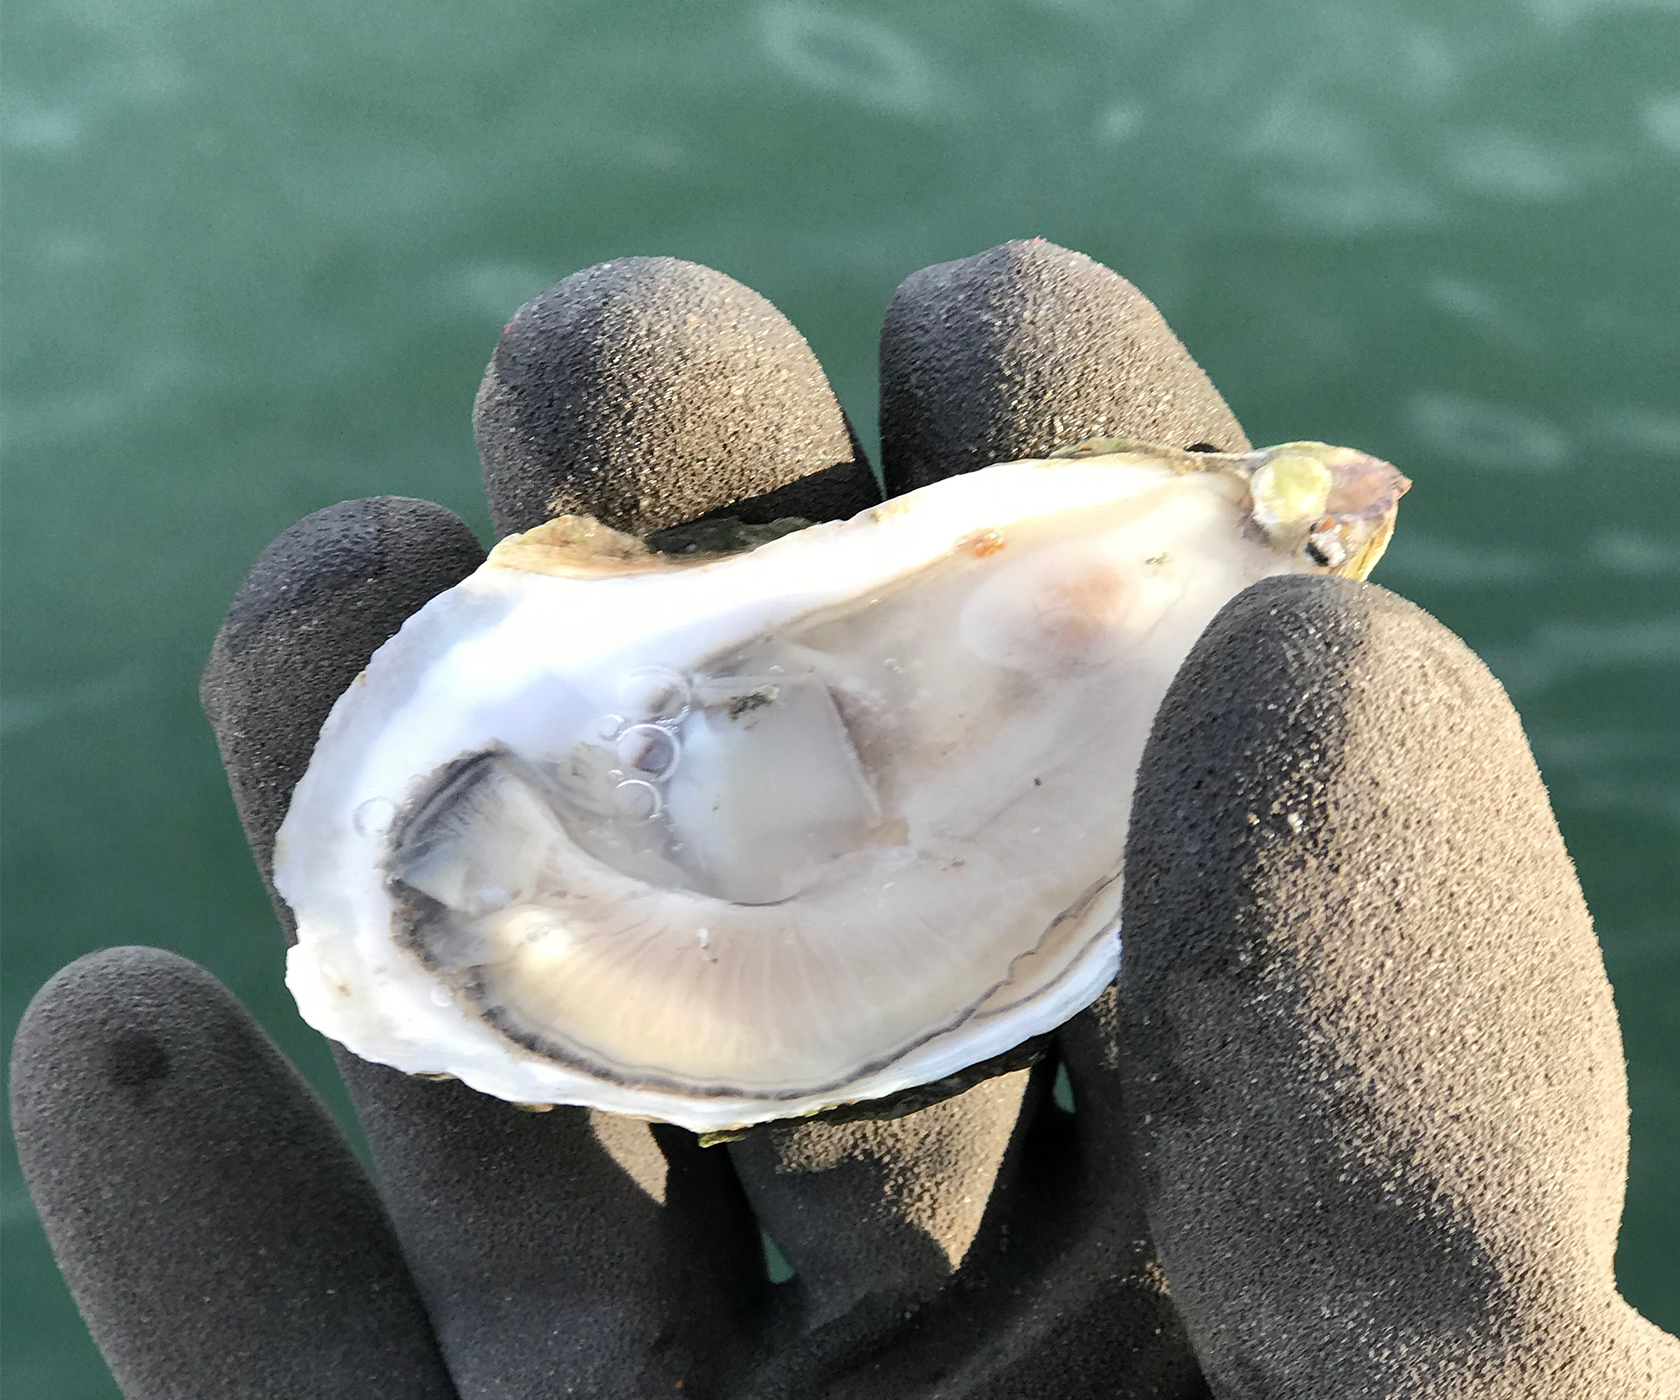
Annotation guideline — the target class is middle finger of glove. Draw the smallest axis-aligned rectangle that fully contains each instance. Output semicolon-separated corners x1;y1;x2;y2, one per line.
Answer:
724;238;1247;1399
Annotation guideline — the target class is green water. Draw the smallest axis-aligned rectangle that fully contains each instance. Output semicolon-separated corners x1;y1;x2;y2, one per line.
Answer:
4;1;1677;1391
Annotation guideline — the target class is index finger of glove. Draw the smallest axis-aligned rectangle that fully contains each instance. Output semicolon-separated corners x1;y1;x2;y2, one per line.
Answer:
201;259;882;1397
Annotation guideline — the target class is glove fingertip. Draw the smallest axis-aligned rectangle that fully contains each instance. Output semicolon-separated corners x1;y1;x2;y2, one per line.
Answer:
1117;574;1679;1393
880;238;1250;497
474;256;879;538
201;496;483;904
11;946;454;1400
206;496;480;662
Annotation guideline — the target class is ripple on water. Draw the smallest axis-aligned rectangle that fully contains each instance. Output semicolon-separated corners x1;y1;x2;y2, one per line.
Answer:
1521;0;1680;30
4;106;81;154
1244;95;1440;233
1588;529;1680;577
1381;533;1544;588
0;668;155;738
1482;617;1680;695
1592;408;1680;457
1406;392;1569;471
1644;94;1680;154
758;3;936;117
1093;102;1143;147
1449;128;1608;201
439;263;556;323
1424;276;1541;355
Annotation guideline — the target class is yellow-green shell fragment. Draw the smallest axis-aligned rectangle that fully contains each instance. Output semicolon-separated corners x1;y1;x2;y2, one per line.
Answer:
1047;438;1406;581
1251;454;1334;532
274;439;1408;1132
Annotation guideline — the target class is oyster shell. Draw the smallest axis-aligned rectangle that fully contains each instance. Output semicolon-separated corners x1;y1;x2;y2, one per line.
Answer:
275;440;1407;1131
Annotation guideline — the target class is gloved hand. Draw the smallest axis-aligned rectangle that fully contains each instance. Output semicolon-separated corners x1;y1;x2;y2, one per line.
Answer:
12;241;1677;1400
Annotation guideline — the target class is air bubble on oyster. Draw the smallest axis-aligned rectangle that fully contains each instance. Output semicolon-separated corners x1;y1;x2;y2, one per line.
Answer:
274;440;1407;1131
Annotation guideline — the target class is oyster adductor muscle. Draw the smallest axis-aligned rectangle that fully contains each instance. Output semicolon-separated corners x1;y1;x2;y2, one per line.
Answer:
274;441;1407;1130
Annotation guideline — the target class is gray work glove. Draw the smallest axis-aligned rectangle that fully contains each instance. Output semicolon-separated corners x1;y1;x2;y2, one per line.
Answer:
13;241;1678;1399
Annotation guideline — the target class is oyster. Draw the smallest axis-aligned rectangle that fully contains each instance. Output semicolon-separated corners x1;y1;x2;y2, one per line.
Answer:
275;440;1407;1131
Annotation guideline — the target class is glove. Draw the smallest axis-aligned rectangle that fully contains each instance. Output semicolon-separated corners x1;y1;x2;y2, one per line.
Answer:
1122;573;1679;1397
12;240;1676;1399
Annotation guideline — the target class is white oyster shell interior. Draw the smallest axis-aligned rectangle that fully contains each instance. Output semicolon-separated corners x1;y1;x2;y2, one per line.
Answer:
275;444;1405;1131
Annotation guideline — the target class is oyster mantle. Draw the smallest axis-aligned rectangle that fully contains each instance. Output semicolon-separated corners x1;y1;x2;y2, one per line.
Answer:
275;441;1407;1130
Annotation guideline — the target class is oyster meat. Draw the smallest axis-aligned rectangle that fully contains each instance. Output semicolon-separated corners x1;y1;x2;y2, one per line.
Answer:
275;440;1408;1131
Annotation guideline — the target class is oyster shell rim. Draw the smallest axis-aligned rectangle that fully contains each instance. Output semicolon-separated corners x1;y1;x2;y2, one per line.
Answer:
275;440;1407;1131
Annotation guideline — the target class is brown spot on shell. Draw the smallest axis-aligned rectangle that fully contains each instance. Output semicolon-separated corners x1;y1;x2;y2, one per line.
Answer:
1034;559;1134;653
958;528;1008;557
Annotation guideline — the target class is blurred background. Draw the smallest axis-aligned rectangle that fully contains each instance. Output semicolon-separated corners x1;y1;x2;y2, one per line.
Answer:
4;0;1677;1392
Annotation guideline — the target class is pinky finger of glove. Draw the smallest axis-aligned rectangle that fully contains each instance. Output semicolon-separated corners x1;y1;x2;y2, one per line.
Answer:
9;946;457;1400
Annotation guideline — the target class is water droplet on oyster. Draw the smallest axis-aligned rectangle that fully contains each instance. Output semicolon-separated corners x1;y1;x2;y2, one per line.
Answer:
352;797;396;837
276;440;1407;1131
614;723;681;780
620;666;691;722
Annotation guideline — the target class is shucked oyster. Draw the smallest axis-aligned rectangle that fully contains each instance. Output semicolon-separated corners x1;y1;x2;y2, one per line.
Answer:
275;440;1407;1131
